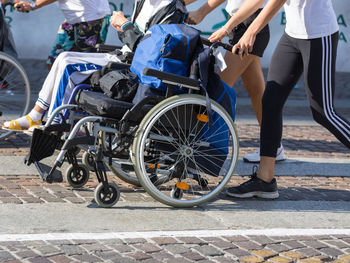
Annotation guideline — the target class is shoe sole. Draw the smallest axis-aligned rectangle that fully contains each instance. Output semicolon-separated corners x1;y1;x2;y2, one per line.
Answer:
23;130;34;135
242;157;287;164
1;126;27;132
226;190;279;199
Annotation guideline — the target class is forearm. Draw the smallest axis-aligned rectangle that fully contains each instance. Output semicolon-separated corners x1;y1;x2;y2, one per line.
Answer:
197;0;226;17
245;0;286;35
184;0;197;5
224;0;266;31
118;24;143;52
33;0;57;10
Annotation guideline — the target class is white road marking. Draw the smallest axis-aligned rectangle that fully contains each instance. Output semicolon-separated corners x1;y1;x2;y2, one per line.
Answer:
0;229;349;241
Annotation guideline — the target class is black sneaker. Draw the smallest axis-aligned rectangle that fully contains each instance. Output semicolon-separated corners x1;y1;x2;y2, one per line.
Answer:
226;166;279;199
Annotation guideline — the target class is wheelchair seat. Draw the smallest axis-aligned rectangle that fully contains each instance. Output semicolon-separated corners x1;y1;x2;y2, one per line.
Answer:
77;90;152;120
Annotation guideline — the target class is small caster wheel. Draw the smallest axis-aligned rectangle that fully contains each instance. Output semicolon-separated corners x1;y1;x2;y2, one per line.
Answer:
94;182;120;208
64;164;90;188
170;187;183;199
199;178;208;188
82;151;95;171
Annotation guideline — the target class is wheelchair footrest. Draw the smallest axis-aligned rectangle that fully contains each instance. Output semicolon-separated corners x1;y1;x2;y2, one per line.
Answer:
25;129;63;166
34;161;63;183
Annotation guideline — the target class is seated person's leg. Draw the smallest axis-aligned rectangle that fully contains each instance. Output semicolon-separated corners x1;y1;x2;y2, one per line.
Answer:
4;51;112;130
45;52;115;119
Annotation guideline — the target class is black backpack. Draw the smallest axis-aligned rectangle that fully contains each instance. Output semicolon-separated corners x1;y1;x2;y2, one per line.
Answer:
90;63;138;103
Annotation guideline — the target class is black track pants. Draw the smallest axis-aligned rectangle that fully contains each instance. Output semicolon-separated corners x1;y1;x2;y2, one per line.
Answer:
261;32;350;157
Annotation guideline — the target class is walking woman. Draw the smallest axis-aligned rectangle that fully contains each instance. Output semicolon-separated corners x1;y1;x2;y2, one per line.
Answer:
226;0;350;199
186;0;286;163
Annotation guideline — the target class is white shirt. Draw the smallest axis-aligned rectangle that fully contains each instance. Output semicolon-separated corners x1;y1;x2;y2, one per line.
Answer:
57;0;111;24
284;0;339;39
133;0;172;33
225;0;267;16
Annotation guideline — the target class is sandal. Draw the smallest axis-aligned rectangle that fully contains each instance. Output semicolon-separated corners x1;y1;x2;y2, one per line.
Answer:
3;115;42;131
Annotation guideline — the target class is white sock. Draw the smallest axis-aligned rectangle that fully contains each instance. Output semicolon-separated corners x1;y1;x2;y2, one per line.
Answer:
28;109;42;122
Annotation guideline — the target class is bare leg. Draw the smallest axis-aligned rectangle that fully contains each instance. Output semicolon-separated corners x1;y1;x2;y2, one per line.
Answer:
33;104;45;114
258;156;275;182
219;51;255;87
240;57;265;125
219;52;264;124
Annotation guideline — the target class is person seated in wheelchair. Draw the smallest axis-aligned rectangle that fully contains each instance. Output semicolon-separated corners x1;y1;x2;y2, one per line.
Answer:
3;0;187;131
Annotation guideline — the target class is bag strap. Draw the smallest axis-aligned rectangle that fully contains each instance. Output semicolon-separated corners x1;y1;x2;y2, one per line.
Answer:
197;48;213;128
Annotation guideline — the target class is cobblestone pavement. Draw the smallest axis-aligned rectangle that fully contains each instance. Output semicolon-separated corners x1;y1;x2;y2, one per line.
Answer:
0;173;350;204
0;234;349;263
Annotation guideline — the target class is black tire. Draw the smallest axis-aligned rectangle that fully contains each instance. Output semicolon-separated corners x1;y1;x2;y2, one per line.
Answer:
82;151;95;171
64;164;90;188
94;181;120;208
170;187;183;199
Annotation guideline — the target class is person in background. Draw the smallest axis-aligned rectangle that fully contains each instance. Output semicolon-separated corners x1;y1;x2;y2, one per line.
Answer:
186;0;287;163
13;0;110;69
226;0;350;199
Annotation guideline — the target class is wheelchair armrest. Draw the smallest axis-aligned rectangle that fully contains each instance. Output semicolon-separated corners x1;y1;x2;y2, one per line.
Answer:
105;61;131;71
143;68;200;90
95;44;122;53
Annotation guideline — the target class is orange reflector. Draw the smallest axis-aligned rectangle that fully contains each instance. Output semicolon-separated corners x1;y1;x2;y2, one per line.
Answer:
147;164;160;169
197;114;209;122
176;182;189;190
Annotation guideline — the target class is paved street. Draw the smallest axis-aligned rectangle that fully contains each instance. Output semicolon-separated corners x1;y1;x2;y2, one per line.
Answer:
0;59;349;262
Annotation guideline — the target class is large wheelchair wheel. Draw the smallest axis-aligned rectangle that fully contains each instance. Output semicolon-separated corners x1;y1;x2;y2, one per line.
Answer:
0;51;31;139
132;95;239;208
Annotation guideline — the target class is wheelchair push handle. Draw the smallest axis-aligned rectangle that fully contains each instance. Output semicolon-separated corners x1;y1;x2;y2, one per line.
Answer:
201;37;245;56
2;1;14;9
2;1;30;13
2;1;13;14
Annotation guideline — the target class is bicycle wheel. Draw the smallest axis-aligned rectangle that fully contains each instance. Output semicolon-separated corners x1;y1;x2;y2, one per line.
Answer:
0;51;31;139
132;94;239;208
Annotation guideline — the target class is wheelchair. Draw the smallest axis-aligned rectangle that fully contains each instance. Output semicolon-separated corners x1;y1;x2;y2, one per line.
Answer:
24;42;240;208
